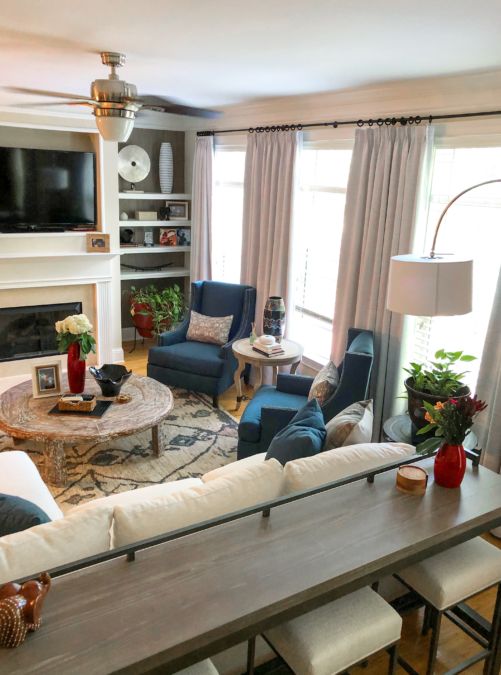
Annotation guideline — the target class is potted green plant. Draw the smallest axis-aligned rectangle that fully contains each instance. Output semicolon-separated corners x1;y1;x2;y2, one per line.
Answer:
129;284;184;338
404;349;476;433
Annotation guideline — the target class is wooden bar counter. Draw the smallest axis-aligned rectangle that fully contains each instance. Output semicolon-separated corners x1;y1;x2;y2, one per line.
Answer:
2;458;501;674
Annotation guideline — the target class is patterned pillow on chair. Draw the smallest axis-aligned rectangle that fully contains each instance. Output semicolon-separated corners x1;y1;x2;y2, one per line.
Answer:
186;310;233;346
308;361;340;405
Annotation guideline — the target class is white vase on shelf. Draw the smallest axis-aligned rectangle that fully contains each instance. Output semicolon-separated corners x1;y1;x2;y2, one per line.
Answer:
159;142;173;194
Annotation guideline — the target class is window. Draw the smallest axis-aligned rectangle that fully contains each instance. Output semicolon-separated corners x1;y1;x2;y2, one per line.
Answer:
289;145;352;365
411;146;501;391
211;147;245;283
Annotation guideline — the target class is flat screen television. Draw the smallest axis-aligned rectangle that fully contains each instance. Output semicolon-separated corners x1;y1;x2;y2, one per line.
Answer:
0;146;96;232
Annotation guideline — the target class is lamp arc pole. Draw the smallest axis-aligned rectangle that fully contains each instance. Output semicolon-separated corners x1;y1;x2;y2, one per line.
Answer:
430;178;501;258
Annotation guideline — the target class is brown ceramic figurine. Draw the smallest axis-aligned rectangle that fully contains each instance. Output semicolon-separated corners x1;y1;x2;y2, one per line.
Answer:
0;573;51;648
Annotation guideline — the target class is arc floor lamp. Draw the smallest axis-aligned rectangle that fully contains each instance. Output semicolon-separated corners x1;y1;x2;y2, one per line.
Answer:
387;179;501;317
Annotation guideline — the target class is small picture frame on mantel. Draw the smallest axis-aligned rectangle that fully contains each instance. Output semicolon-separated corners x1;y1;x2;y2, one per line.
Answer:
32;361;63;399
166;201;189;221
86;232;110;253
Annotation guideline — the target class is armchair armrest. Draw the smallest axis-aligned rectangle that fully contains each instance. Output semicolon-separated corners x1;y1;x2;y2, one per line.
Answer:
276;373;313;396
261;406;298;447
158;316;189;347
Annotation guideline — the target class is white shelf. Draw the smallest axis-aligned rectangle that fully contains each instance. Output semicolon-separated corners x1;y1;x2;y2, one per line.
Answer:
0;231;89;239
0;252;119;260
119;193;191;200
120;246;190;255
120;220;191;227
120;267;190;281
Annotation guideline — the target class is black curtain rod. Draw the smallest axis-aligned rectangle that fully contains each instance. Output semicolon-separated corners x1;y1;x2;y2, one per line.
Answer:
197;109;501;136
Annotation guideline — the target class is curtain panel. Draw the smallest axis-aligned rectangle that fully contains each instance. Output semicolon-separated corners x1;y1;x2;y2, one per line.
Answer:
331;125;434;439
240;131;301;334
191;136;214;281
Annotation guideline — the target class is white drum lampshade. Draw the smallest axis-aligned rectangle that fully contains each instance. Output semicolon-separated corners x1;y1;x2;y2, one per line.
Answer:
387;254;473;317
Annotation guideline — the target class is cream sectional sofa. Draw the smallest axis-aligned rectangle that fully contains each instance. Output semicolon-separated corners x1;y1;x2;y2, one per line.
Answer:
0;442;415;673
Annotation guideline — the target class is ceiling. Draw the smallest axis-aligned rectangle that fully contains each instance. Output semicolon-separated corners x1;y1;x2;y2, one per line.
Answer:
1;0;501;112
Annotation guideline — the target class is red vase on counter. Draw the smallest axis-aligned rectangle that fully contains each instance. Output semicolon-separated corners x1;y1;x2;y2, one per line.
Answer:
434;442;466;488
67;342;86;394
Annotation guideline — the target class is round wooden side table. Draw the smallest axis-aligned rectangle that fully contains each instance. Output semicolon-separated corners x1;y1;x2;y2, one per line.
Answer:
383;414;478;451
231;338;303;410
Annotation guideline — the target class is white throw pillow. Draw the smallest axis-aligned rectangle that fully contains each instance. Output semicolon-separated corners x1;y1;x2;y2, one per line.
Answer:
0;507;112;584
113;458;284;548
283;442;416;493
324;400;373;448
202;453;268;482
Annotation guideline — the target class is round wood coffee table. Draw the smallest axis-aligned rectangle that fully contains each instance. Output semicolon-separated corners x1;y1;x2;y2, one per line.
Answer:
0;374;173;487
232;338;303;410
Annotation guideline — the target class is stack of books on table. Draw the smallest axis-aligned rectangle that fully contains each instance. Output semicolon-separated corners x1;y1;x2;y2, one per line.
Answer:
252;343;285;357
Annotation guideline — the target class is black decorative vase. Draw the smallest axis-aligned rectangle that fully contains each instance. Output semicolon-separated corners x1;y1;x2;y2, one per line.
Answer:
89;364;132;397
263;296;286;343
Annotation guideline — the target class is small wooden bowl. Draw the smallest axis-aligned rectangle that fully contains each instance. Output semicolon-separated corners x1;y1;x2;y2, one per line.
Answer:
396;465;428;495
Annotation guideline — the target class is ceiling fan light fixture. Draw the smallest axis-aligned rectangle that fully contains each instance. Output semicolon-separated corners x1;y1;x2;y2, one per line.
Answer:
94;108;135;142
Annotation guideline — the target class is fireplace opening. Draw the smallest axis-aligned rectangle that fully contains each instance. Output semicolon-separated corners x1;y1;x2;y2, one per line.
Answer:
0;302;83;362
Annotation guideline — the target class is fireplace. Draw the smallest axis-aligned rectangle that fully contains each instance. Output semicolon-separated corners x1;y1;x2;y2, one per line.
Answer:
0;302;82;362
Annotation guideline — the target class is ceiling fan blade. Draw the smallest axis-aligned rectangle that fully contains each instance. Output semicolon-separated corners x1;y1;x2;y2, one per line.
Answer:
4;86;92;101
138;95;221;119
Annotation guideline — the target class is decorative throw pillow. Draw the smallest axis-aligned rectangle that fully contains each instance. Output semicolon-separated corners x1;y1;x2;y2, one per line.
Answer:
186;310;233;346
0;493;50;536
324;400;373;449
266;399;326;466
308;361;340;405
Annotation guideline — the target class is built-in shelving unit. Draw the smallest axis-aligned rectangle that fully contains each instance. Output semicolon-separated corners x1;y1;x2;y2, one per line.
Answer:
119;192;190;200
120;246;190;255
119;220;192;228
120;268;190;281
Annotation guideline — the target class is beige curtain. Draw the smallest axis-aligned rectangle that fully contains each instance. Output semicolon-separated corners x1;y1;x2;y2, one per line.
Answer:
191;136;214;281
331;125;434;438
478;269;501;469
240;131;301;333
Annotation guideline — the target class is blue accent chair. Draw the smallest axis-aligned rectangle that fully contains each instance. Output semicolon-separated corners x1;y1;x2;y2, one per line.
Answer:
237;328;374;458
147;281;256;407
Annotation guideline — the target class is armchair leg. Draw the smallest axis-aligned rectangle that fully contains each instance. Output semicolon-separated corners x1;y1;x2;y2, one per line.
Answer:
212;395;219;409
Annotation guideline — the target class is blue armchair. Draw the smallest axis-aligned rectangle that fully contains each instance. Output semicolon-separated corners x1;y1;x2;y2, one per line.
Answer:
237;328;374;458
147;281;256;407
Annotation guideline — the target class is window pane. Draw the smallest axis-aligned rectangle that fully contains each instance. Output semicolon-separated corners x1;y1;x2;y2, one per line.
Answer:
290;147;351;365
212;149;245;283
413;147;501;391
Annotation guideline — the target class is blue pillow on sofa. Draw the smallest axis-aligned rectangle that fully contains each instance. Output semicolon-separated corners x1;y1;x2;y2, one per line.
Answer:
0;493;50;536
266;398;326;466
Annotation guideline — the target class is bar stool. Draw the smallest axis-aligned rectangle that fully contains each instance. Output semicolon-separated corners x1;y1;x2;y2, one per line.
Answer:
396;537;501;675
247;586;402;674
176;659;219;674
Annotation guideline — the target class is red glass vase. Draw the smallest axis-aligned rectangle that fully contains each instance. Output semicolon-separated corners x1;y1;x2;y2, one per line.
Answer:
67;342;86;394
434;442;466;488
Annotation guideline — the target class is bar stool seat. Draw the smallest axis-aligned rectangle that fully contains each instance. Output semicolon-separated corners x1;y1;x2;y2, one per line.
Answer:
399;537;501;610
176;659;219;675
262;587;402;675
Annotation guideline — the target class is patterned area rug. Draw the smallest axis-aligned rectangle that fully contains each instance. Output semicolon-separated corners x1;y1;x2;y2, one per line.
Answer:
0;388;238;513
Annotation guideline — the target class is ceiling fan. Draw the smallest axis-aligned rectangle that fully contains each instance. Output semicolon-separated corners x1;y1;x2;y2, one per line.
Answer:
6;52;221;142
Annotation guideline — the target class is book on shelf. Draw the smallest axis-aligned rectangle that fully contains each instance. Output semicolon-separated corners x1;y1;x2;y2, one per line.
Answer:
252;346;285;357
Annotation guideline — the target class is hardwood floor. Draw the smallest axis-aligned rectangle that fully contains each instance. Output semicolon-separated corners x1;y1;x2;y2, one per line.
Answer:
123;340;499;674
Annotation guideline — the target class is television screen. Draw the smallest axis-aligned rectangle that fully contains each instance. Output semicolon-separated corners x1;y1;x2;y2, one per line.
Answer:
0;147;96;231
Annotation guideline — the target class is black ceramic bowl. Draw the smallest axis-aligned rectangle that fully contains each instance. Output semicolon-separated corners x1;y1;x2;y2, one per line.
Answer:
89;364;132;397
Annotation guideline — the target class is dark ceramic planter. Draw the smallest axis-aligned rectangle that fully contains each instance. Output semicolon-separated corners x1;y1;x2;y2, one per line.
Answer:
404;377;470;434
89;364;132;397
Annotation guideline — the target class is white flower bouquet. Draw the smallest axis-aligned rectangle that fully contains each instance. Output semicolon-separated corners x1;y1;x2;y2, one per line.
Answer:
55;313;96;360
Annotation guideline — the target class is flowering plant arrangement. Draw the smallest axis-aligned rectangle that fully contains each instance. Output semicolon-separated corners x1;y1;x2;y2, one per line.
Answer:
55;314;96;360
418;395;487;447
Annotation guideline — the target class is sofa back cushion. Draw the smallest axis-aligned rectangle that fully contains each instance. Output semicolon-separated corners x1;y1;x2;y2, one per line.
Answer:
283;442;416;493
0;507;112;584
113;458;284;548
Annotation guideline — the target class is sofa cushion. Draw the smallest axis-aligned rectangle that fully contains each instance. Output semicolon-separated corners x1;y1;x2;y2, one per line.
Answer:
113;459;284;548
0;506;112;584
202;453;268;482
283;442;416;493
187;310;233;346
148;341;224;378
266;399;326;466
0;494;50;536
0;451;63;521
238;385;308;443
324;400;373;449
